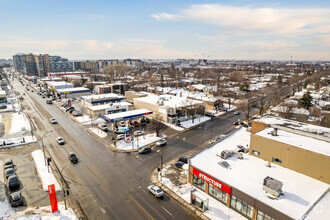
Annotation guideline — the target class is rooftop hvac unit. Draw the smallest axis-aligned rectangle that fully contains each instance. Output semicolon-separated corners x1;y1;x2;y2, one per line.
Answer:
269;128;278;136
218;161;230;169
220;150;232;160
263;176;283;198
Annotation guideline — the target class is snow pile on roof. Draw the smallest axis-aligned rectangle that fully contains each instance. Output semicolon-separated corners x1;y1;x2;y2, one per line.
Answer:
9;113;31;134
134;94;203;108
256;116;330;138
190;128;329;219
31;150;61;192
256;127;330;156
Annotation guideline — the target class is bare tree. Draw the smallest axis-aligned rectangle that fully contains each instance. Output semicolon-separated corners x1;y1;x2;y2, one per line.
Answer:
148;114;168;137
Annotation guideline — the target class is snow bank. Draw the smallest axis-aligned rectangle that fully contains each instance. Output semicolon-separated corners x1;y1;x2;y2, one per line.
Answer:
180;116;210;128
9;113;31;134
31;150;61;192
88;127;107;138
116;133;162;150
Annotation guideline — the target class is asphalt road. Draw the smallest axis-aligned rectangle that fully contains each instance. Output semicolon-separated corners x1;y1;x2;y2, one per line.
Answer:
13;77;240;220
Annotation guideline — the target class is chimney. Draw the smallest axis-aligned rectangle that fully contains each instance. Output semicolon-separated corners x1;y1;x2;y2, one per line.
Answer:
274;128;278;136
180;92;182;97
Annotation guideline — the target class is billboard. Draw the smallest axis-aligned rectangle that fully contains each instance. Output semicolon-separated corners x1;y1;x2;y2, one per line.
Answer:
48;184;58;213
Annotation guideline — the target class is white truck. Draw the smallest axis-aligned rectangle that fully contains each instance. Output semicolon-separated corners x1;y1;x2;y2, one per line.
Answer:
98;123;109;132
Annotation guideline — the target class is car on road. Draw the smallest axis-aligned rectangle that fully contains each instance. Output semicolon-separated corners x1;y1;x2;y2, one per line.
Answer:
175;161;185;169
233;121;240;126
147;185;164;198
178;156;188;164
73;111;82;117
117;134;125;140
68;152;78;164
46;100;52;104
5;168;16;179
50;118;57;124
138;147;151;154
234;111;240;115
57;137;65;145
156;139;166;147
9;191;24;207
4;159;14;169
8;175;20;190
134;130;144;136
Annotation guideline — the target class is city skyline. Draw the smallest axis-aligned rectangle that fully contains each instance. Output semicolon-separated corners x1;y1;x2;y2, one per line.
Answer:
1;0;330;60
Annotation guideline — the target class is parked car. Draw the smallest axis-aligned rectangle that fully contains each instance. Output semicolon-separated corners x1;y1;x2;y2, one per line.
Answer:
178;156;188;164
66;107;74;112
175;161;185;169
68;109;75;113
9;191;24;207
98;123;109;131
68;152;78;164
46;100;52;104
233;121;240;126
57;137;65;145
117;134;125;140
119;121;126;127
138;147;151;154
234;111;240;115
50;118;57;124
147;185;164;198
61;103;68;107
0;105;7;109
4;159;14;169
8;175;20;190
133;121;140;127
134;130;144;136
114;127;127;134
156;139;166;147
145;118;150;124
5;168;16;179
42;95;46;98
73;111;82;117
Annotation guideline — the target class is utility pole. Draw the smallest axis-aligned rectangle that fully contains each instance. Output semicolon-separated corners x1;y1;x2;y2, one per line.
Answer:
160;155;163;182
41;131;53;166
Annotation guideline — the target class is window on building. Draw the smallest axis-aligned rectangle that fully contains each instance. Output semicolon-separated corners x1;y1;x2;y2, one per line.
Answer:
193;174;205;190
252;150;260;156
272;157;282;164
209;184;228;204
257;211;275;220
230;196;253;219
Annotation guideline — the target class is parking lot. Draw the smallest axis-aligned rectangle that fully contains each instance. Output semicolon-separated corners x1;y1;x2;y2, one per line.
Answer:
0;143;64;207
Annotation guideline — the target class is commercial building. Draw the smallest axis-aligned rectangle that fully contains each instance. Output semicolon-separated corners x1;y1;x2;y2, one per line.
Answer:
0;90;7;103
94;83;128;95
133;94;204;124
189;127;329;220
56;87;91;99
80;93;125;106
125;91;148;102
87;101;133;119
45;81;74;92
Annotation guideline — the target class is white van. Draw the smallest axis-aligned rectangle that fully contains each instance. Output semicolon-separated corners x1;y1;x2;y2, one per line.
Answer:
114;127;128;134
98;123;109;131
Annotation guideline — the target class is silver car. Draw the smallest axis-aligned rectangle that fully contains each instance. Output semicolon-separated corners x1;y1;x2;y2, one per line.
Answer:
147;185;164;198
57;137;65;145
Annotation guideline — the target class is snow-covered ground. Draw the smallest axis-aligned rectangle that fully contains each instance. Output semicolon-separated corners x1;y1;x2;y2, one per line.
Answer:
0;136;37;148
0;201;78;220
159;175;245;220
88;127;107;138
180;116;210;128
9;113;31;134
75;115;92;124
116;133;162;150
31;150;61;192
222;103;236;111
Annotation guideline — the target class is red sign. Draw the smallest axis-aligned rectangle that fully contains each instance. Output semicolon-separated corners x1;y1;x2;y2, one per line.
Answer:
68;100;71;107
193;168;231;194
48;184;58;213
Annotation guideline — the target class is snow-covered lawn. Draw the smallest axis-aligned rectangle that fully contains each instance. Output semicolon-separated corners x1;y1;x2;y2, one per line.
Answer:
159;175;245;220
0;136;37;149
75;115;91;124
0;201;78;220
180;116;210;128
88;127;107;138
31;150;61;192
116;133;162;150
223;104;236;112
9;113;31;134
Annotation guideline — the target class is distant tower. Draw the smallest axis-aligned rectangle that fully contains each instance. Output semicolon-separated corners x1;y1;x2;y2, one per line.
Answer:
291;56;293;64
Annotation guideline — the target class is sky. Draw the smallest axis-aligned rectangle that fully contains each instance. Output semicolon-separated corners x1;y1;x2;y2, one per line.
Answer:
1;0;330;60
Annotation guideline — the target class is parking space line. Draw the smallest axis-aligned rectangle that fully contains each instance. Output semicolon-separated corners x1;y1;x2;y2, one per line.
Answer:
129;194;155;220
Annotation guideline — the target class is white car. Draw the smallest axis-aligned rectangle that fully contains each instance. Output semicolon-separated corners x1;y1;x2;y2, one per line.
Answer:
234;111;240;115
50;118;57;124
117;134;125;140
156;139;166;147
134;130;145;136
57;137;65;145
147;185;164;198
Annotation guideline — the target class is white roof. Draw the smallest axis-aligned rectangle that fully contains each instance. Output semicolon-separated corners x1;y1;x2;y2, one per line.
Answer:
57;87;90;92
134;94;203;108
103;109;152;121
81;93;124;101
190;128;329;220
47;81;73;86
255;127;330;156
88;102;132;111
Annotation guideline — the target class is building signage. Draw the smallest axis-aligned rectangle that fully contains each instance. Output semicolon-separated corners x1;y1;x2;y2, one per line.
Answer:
125;129;131;142
193;168;231;194
68;99;71;107
48;184;58;213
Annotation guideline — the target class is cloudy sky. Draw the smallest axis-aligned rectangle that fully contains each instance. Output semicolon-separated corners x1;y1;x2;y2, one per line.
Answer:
1;0;330;60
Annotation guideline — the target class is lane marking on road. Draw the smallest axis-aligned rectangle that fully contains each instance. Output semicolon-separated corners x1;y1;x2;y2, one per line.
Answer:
100;208;106;214
81;199;96;207
129;194;155;220
78;194;93;201
77;143;90;156
161;206;173;217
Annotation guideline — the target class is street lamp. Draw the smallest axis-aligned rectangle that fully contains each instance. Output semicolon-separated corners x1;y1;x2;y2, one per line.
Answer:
42;131;53;165
60;162;71;210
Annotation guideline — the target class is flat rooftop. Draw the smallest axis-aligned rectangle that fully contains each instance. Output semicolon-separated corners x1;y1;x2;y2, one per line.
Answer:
88;102;132;111
56;87;90;93
103;109;152;122
255;127;330;156
81;93;125;101
190;128;329;220
134;94;203;108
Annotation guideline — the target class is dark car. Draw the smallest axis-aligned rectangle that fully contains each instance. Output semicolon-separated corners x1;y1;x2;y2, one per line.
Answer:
73;111;82;117
175;161;185;169
133;121;140;127
5;168;16;179
138;147;151;154
178;156;188;164
0;105;7;109
145;118;150;124
9;191;24;207
68;109;75;113
66;107;74;112
46;100;52;104
68;152;78;164
8;175;20;190
233;121;240;126
4;159;14;169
